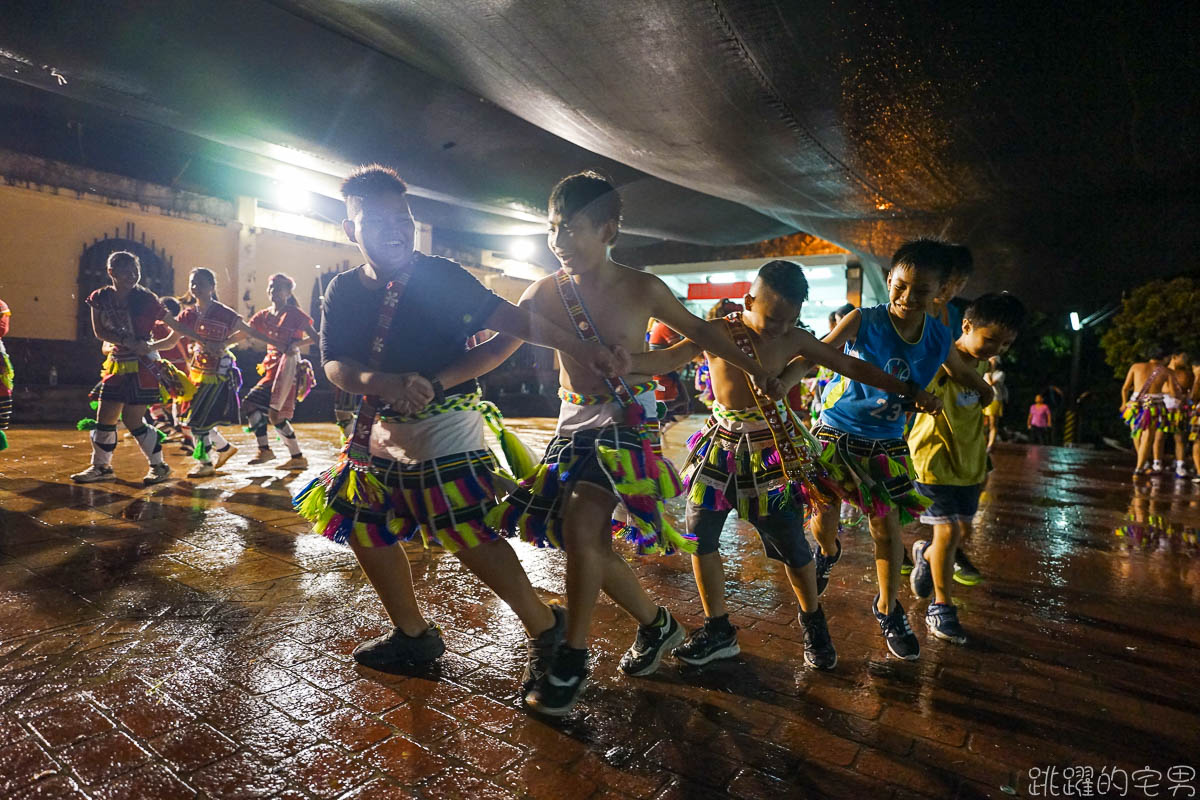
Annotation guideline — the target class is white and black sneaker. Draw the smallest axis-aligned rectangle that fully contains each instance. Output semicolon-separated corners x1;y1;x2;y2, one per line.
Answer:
619;607;684;676
926;602;967;645
910;540;934;598
71;465;115;484
521;604;567;693
525;646;588;717
815;538;842;596
352;624;445;672
872;594;920;660
673;615;740;666
800;605;837;670
142;463;172;486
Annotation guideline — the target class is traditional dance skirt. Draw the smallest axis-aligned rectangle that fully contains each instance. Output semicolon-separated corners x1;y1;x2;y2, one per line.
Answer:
810;422;932;524
487;416;692;555
1122;394;1167;436
182;352;242;429
243;350;315;420
0;346;12;447
681;402;842;523
90;354;194;407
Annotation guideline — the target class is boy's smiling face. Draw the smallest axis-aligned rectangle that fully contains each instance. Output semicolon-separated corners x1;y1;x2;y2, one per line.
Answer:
887;265;941;321
547;210;614;275
344;190;416;276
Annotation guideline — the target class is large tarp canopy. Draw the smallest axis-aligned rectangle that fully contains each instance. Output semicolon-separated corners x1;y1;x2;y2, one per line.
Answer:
3;1;1196;306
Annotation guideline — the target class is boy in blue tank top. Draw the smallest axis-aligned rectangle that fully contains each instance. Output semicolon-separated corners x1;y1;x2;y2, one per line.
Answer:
807;239;995;661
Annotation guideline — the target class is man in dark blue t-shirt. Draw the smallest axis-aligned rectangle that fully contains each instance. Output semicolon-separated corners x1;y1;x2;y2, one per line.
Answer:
304;164;625;688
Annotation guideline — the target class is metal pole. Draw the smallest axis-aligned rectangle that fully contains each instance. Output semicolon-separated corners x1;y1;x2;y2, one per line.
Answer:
1065;329;1082;446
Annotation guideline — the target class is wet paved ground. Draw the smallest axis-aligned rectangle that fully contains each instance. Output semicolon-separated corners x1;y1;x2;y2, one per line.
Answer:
0;419;1198;800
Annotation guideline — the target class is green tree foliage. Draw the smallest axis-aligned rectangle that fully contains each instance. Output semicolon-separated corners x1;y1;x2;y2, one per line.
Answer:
1099;278;1200;376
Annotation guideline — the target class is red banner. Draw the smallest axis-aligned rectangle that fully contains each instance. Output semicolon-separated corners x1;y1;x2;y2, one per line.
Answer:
688;281;750;300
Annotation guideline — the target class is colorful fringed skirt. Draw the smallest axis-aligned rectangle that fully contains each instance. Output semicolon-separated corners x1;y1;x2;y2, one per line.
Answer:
243;350;315;420
487;423;693;555
1191;403;1200;443
0;347;12;448
680;408;841;524
295;448;505;553
182;352;242;429
1122;395;1166;437
90;354;192;407
810;423;931;524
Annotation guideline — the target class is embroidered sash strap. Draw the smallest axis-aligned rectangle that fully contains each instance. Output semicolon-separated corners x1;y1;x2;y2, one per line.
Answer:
558;381;657;406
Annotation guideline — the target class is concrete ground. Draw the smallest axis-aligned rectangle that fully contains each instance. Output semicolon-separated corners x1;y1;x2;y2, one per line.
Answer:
0;420;1197;799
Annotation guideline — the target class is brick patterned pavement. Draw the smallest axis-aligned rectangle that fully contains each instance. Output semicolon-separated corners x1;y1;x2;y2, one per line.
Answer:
0;421;1198;799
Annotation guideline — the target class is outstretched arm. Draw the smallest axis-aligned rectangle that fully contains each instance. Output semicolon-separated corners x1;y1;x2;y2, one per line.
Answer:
629;338;704;375
821;309;863;350
944;348;995;407
431;333;526;389
792;330;940;413
645;279;782;397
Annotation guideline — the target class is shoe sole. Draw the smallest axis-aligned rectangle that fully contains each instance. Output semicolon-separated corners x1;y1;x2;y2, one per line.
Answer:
804;650;838;670
623;622;685;677
884;642;920;661
929;627;967;645
72;473;115;484
674;641;741;666
524;676;588;717
143;472;172;486
952;573;982;586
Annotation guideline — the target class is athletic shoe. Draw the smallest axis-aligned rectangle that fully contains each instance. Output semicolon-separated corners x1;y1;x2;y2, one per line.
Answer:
280;454;308;470
673;616;740;666
1176;464;1190;479
142;463;172;486
815;538;842;596
71;465;115;484
1192;475;1200;484
521;604;567;693
352;624;445;672
187;463;216;478
525;646;589;717
618;607;684;676
213;444;238;470
909;540;933;598
926;602;967;644
873;595;920;660
900;550;915;576
800;606;837;670
247;449;276;465
953;549;982;586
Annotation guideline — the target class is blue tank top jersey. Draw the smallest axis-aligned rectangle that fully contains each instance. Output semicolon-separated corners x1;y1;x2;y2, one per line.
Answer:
819;304;953;440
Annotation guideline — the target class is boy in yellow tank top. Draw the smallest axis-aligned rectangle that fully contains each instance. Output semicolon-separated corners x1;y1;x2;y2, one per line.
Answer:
907;293;1026;644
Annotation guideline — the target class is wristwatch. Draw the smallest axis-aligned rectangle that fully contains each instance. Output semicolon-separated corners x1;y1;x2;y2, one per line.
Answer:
422;373;445;403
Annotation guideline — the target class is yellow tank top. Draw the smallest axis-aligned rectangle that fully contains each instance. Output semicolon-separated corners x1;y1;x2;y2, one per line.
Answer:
909;359;989;486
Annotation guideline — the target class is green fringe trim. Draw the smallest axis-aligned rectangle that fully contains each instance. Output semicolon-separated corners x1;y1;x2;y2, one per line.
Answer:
89;400;99;411
193;438;209;462
0;429;7;451
77;417;98;431
156;428;168;443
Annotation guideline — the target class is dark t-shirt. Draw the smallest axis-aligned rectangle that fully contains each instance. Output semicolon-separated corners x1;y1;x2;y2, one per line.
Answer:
320;255;504;395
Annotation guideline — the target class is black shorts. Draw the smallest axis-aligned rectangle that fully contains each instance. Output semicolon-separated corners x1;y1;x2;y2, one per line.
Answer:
915;482;982;525
686;502;814;568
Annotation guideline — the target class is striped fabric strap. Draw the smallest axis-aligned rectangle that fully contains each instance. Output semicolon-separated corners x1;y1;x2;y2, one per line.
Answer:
724;313;807;484
553;269;638;410
558;380;657;406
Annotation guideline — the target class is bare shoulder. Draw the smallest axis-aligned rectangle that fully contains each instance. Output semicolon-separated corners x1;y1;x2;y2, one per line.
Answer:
619;264;669;292
519;274;558;307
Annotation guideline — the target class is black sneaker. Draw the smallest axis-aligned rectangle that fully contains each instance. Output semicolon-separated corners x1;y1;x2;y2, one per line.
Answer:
800;606;837;670
909;540;933;598
525;646;588;717
926;602;967;645
872;595;920;661
618;607;684;676
673;616;740;666
953;549;982;586
521;604;567;692
900;550;914;575
815;538;842;597
352;625;445;672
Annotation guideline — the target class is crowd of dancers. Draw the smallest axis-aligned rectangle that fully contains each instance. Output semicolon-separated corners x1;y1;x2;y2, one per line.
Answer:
25;163;1187;720
1121;345;1199;481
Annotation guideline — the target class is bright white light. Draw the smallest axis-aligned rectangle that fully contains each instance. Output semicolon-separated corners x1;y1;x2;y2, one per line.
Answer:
509;239;536;261
1069;312;1082;331
275;183;309;212
708;272;738;283
807;267;833;280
